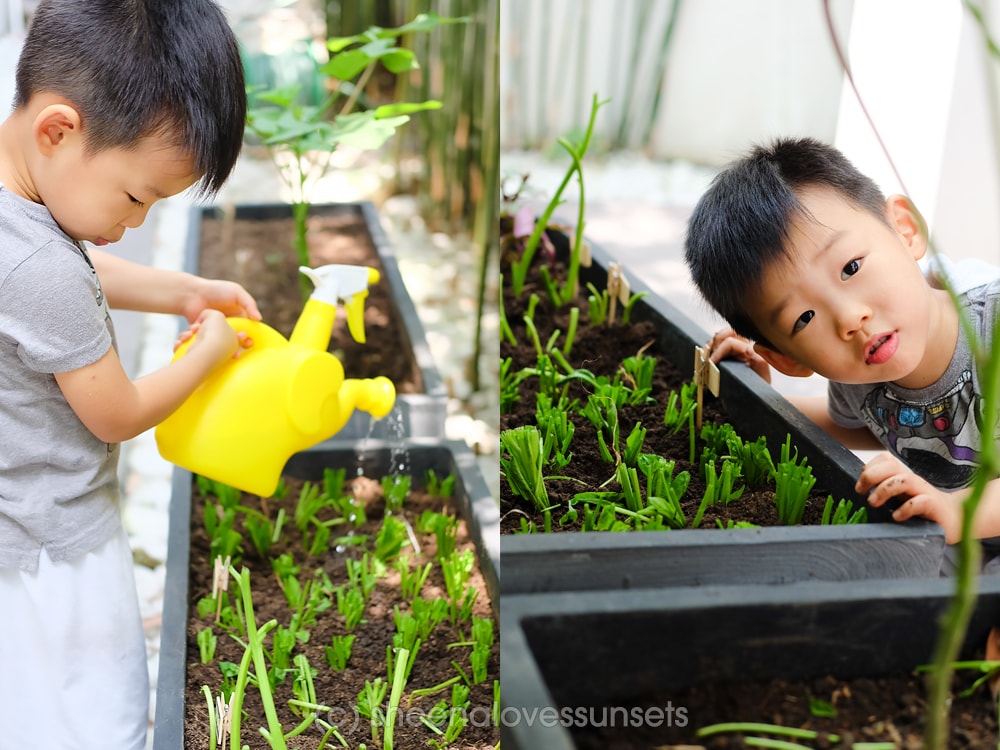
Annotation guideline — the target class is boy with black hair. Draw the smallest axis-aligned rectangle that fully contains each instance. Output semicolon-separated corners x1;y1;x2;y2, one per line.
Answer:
0;1;256;747
685;136;1000;555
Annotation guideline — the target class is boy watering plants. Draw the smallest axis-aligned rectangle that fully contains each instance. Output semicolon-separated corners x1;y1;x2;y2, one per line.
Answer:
0;1;257;747
684;136;1000;564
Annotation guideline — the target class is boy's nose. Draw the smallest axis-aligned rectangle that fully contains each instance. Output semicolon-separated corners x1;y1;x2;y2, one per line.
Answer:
836;299;872;340
120;207;149;229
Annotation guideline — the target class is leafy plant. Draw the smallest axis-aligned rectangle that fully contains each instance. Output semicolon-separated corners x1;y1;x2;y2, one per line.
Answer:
771;435;817;526
500;425;551;510
382;474;411;513
245;14;463;297
324;634;355;671
821;495;867;525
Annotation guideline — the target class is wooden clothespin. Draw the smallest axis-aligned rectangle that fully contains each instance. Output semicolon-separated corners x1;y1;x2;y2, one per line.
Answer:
605;262;631;325
212;554;232;623
693;346;721;431
216;692;234;748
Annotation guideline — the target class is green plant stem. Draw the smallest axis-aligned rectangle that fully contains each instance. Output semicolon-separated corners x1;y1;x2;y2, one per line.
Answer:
697;722;839;743
384;647;410;750
202;685;217;750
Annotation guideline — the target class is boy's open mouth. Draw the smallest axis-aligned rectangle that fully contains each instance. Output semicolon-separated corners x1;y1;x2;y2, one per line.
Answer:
865;332;898;365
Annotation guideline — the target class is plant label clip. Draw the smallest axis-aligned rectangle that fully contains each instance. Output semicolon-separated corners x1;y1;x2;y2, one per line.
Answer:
693;345;720;431
606;262;631;325
212;554;232;622
216;692;234;747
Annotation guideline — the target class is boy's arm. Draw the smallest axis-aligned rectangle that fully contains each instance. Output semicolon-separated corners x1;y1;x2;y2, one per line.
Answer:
89;248;261;321
788;395;884;451
54;309;246;443
857;452;1000;543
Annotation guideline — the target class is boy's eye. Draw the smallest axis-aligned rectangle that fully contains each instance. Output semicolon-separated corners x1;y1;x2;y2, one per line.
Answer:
841;259;860;280
127;194;145;208
792;310;815;334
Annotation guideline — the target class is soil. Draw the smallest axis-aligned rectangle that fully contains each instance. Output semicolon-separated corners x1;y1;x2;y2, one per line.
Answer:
567;668;999;749
183;474;499;749
197;207;422;393
499;234;835;535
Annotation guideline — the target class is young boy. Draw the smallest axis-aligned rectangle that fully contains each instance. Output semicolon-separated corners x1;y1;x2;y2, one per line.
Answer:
684;136;1000;553
0;1;257;748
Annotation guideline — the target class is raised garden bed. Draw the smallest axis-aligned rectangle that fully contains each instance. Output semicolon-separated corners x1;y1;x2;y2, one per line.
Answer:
189;201;448;441
501;235;945;594
152;439;500;750
500;576;1000;750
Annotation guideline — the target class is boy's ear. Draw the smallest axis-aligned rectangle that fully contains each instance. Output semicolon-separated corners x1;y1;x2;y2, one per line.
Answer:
32;103;82;156
753;343;815;378
885;193;928;261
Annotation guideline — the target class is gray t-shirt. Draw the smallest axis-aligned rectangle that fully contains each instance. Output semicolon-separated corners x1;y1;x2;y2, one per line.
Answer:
828;279;1000;491
0;188;121;571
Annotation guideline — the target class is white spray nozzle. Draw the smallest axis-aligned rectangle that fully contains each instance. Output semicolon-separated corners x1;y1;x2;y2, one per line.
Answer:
299;264;380;306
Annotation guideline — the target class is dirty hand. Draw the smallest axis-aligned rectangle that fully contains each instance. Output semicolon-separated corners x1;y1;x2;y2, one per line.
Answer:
181;277;262;323
176;309;253;361
706;328;771;383
856;453;961;542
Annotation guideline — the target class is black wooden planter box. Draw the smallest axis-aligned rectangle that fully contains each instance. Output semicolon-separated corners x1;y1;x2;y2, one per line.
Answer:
151;439;500;750
184;201;448;441
502;240;946;594
500;575;1000;750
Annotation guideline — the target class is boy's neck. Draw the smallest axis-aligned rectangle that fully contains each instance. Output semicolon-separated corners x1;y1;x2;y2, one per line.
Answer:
893;286;960;390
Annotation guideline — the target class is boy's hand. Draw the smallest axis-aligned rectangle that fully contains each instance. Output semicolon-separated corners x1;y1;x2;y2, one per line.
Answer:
178;309;252;362
706;328;772;383
181;278;262;323
857;453;962;542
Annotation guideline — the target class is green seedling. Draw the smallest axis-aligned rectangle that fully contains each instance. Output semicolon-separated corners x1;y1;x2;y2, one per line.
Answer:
346;552;385;599
622;422;646;468
469;616;495;684
586;282;610;325
324;634;355;671
383;647;410;750
619;353;657;404
386;641;420;687
417;510;460;561
581;394;620;464
500;357;529;414
822;495;868;525
639;453;689;529
717;519;759;529
772;435;817;525
492;680;500;728
323;467;345;500
411;595;449;640
725;434;774;490
441;549;478;624
692;460;744;529
270;623;297;673
197;627;217;664
336;585;366;630
395;555;433;601
357;678;388;744
423;469;456;499
392;606;422;653
242;508;274;559
204;501;243;565
536;393;575;469
500;425;551;510
381;474;410;513
663;381;699;461
375;515;410;562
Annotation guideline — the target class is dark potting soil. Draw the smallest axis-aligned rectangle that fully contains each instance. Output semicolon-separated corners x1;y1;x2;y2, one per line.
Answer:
183;475;499;749
499;251;834;535
567;667;999;749
197;208;422;393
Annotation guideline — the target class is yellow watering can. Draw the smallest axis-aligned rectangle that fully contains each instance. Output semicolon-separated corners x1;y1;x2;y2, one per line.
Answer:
155;264;396;496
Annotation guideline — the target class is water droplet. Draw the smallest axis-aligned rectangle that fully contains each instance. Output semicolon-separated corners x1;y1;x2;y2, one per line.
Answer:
335;544;345;553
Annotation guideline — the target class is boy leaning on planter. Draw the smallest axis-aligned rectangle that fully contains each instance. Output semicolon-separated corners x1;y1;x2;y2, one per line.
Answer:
0;1;258;748
684;136;1000;568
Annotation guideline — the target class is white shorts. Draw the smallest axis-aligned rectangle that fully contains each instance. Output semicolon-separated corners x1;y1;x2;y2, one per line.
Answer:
0;525;148;750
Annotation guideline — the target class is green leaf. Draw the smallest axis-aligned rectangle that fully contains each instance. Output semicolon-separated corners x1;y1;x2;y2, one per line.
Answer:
375;100;442;118
392;12;471;36
321;48;372;80
252;85;302;108
332;112;410;151
327;34;363;53
379;48;417;73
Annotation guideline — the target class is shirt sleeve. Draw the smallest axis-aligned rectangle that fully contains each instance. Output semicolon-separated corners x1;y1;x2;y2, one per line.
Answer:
0;242;112;373
827;379;865;429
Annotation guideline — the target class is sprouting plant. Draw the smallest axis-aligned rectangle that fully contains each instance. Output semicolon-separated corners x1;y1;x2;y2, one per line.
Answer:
587;282;610;325
357;678;388;744
411;596;450;640
772;435;817;525
204;500;243;564
692;460;744;528
469;617;495;685
724;434;774;490
500;357;530;414
425;683;471;749
663;381;699;461
345;553;384;600
324;634;355;671
535;393;575;469
375;515;410;562
423;469;456;499
622;423;646;468
619;353;657;404
383;647;410;750
197;627;217;664
441;549;478;624
509;94;608;300
336;585;366;630
581;394;620;464
417;510;460;561
821;495;868;525
500;425;551;511
381;474;410;513
269;623;297;674
620;290;649;325
246;14;463;298
638;453;689;529
395;554;433;601
716;519;759;529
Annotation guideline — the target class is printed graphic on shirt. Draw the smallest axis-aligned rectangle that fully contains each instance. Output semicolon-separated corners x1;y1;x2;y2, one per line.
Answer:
860;370;980;490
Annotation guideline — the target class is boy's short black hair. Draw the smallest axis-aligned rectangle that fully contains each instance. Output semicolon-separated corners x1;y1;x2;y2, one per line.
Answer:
15;0;246;196
684;137;888;346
